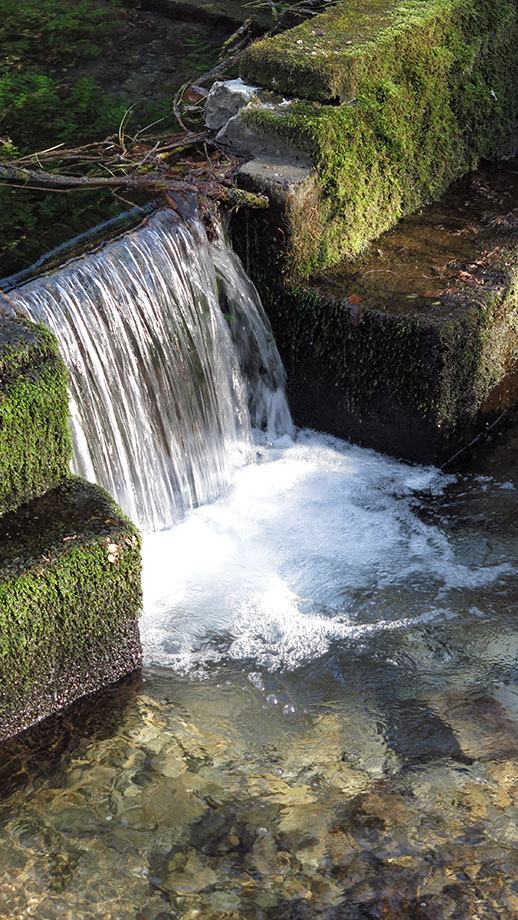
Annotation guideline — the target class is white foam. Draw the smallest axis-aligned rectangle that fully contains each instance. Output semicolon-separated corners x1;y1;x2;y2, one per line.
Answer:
141;431;510;672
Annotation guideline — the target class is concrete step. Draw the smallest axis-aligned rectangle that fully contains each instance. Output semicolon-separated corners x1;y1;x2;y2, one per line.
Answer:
261;157;518;464
231;0;518;277
0;476;142;741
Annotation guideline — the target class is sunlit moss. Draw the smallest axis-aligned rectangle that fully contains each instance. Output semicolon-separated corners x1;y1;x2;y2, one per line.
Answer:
241;0;518;277
0;476;142;740
0;316;71;514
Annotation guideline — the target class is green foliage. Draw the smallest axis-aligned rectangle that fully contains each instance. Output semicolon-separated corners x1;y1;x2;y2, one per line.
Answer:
0;0;128;274
0;0;118;70
0;71;62;149
0;70;126;150
184;31;222;72
0;0;126;150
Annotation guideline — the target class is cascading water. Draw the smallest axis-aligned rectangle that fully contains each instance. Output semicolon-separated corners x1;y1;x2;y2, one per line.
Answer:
10;208;510;674
14;209;292;531
4;203;518;920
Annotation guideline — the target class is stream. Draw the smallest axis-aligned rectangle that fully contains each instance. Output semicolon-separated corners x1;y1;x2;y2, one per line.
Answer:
2;423;518;919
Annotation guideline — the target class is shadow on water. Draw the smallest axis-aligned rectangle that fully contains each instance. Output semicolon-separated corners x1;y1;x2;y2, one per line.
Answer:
0;672;142;801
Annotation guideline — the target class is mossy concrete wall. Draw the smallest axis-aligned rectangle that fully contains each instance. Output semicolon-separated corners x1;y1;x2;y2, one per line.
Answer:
0;315;72;514
239;0;518;278
246;159;518;464
0;476;142;741
266;277;518;465
0;312;142;741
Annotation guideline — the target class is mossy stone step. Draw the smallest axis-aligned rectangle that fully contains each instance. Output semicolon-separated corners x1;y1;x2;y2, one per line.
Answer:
260;158;518;464
238;0;518;277
0;476;142;741
0;314;71;515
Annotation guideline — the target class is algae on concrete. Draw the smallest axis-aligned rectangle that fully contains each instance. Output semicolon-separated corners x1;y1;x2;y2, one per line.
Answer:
0;476;142;741
0;314;71;515
239;0;518;277
0;313;143;741
256;159;518;464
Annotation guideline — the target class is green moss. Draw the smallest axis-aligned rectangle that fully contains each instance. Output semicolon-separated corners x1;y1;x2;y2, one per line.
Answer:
0;315;71;514
241;0;518;277
0;476;142;740
261;274;518;462
247;155;518;463
242;0;396;103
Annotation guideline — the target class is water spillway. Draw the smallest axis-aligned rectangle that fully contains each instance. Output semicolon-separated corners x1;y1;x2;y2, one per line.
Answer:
3;205;518;919
15;210;292;532
11;206;513;677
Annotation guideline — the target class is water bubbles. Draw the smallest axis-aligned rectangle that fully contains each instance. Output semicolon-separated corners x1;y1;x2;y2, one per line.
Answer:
140;428;512;677
247;672;265;691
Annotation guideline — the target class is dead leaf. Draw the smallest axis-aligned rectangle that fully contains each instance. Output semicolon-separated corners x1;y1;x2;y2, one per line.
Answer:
184;85;208;104
456;270;482;285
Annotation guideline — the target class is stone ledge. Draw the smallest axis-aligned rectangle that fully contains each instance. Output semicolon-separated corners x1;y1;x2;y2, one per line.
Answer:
0;315;72;515
237;0;518;277
0;476;142;741
242;0;398;104
256;158;518;464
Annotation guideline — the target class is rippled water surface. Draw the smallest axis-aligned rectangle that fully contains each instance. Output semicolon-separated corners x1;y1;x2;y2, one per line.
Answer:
2;427;518;920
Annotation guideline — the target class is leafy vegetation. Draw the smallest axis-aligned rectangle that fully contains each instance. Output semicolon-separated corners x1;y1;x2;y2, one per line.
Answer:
0;0;129;275
0;0;269;275
0;0;125;152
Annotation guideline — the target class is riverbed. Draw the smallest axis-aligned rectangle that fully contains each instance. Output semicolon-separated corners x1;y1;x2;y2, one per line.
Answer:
2;424;518;919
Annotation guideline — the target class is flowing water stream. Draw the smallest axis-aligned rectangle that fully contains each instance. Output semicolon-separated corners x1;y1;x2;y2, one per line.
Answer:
16;210;292;532
2;213;518;919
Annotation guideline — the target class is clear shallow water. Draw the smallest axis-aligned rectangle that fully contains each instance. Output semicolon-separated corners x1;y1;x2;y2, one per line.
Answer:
2;428;518;920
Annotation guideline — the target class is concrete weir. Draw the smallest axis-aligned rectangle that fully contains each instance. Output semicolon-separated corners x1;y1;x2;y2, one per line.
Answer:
262;160;518;465
1;0;518;737
0;315;142;741
208;0;518;462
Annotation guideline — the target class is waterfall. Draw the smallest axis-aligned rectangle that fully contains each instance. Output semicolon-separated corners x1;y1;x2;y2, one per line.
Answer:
13;209;292;532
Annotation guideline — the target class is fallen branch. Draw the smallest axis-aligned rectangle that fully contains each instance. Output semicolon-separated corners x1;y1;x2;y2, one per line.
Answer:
0;162;196;194
0;162;268;211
